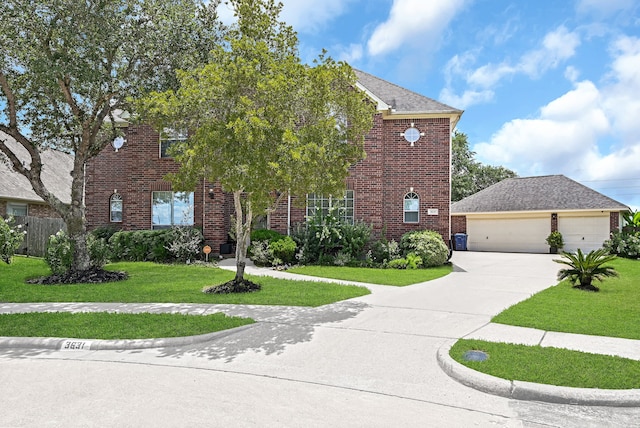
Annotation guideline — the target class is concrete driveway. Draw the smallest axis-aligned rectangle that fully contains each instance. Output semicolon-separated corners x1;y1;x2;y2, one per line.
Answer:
1;252;639;427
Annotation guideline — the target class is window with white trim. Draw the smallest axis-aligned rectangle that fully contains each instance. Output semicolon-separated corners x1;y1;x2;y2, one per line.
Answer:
110;194;123;222
306;191;354;224
404;192;419;223
160;129;188;158
152;191;194;228
7;202;27;217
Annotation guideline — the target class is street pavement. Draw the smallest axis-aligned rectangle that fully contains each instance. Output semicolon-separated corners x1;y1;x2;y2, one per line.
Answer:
1;251;639;427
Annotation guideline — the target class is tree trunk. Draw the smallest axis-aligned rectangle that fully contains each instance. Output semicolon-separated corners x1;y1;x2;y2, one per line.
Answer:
233;190;253;283
65;212;91;272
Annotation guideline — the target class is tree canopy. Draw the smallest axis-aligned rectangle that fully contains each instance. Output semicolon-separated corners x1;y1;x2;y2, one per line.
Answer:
452;131;518;201
0;0;222;272
140;0;375;288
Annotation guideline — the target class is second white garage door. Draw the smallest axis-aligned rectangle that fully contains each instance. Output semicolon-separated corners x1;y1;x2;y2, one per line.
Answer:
467;216;549;253
558;215;610;253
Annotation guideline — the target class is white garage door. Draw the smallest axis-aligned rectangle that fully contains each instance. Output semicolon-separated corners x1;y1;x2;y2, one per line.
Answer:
467;217;549;253
558;215;610;253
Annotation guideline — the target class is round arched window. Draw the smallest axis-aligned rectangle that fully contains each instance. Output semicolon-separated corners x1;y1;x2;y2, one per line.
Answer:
404;192;419;223
110;194;123;222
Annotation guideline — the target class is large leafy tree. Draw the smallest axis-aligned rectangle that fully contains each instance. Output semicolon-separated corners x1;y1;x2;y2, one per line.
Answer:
141;0;375;290
0;0;222;273
452;131;518;201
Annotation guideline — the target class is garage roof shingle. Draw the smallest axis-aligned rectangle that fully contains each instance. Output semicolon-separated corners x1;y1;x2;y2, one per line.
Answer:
452;175;629;214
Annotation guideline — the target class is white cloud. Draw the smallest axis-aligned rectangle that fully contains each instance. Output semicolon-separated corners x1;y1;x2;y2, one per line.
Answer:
442;26;580;108
518;26;581;77
367;0;468;56
475;35;640;201
216;0;354;33
439;87;494;110
576;0;635;16
334;43;364;63
280;0;355;34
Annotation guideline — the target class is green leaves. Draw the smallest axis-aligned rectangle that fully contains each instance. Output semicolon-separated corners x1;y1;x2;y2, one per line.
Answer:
554;248;619;291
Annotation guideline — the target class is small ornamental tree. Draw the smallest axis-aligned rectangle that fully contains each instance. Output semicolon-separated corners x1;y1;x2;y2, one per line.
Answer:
140;0;375;292
555;248;619;292
0;216;26;264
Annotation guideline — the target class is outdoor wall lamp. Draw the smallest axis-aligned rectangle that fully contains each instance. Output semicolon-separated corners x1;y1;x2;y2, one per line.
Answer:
208;188;215;199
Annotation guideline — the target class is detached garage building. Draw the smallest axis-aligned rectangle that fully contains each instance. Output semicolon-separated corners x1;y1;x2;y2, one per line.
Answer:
451;175;629;253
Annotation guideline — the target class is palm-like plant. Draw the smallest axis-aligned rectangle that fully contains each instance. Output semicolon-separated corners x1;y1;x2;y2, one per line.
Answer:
554;248;619;292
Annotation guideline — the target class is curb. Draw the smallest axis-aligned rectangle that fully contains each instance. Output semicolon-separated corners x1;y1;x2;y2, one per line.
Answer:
0;323;256;351
436;340;640;407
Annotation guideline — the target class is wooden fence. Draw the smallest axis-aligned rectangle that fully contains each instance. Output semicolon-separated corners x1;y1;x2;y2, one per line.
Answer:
11;216;66;258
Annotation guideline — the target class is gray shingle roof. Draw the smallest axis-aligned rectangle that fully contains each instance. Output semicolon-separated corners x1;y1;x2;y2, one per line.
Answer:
354;69;462;115
452;175;629;213
0;133;73;204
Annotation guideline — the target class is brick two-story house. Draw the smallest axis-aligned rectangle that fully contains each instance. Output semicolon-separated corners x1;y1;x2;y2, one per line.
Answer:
85;70;463;253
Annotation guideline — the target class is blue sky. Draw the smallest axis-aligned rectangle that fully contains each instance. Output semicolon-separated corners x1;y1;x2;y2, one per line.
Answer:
219;0;640;210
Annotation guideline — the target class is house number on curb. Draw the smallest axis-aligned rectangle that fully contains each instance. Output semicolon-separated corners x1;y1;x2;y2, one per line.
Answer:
60;340;92;351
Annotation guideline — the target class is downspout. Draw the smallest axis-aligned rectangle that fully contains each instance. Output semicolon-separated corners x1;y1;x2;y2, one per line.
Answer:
287;190;291;236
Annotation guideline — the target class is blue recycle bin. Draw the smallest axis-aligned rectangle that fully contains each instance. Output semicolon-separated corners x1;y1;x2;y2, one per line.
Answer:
454;233;468;251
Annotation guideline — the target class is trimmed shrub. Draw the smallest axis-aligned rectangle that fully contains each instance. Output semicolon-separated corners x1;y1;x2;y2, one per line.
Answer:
604;230;640;259
166;226;204;262
251;229;284;243
87;234;109;269
108;230;171;262
368;238;401;267
399;229;449;267
45;230;74;274
291;207;371;265
269;236;297;264
90;225;121;241
0;216;26;264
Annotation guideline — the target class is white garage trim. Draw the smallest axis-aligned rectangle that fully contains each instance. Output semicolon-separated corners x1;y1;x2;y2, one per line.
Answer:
466;214;550;253
558;213;610;253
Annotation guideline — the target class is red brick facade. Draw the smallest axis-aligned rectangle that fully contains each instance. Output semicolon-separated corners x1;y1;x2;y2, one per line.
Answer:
85;124;231;251
86;115;455;252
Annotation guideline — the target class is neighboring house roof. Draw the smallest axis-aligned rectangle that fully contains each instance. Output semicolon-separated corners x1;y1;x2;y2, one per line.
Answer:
354;69;462;117
452;175;629;214
0;133;73;204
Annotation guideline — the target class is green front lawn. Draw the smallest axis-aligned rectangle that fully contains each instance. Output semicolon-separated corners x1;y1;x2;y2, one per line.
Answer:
0;312;254;340
287;264;452;286
451;258;640;389
492;258;640;339
0;257;370;307
450;339;640;390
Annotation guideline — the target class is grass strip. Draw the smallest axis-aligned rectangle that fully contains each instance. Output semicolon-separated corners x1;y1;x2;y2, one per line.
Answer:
450;339;640;390
0;312;254;340
286;264;452;286
0;258;370;307
492;258;640;340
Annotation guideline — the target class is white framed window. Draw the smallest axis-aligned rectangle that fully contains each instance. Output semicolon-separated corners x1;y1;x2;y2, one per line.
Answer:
306;190;354;224
160;128;188;158
110;194;123;223
7;202;28;217
404;192;419;223
152;191;194;228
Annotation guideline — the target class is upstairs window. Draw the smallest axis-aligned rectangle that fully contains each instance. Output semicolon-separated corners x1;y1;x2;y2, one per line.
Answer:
152;191;194;228
110;194;123;223
306;190;354;224
160;129;188;158
404;192;419;223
